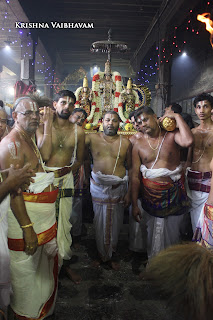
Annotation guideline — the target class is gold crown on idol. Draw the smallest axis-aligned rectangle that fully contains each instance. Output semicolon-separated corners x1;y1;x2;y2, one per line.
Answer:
127;78;132;90
83;76;88;88
105;60;111;75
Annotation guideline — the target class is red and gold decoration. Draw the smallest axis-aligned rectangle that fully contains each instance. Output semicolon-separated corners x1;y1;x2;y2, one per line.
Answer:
87;60;123;126
75;76;92;117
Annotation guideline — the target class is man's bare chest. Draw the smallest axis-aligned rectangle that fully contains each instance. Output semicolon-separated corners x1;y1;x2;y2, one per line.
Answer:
194;132;213;151
139;137;177;165
52;129;75;150
92;137;126;160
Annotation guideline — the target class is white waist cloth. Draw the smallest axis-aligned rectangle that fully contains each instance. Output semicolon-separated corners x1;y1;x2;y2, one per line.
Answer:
7;178;58;319
0;195;11;310
90;171;127;261
27;171;55;193
44;166;74;264
91;171;128;194
140;164;182;182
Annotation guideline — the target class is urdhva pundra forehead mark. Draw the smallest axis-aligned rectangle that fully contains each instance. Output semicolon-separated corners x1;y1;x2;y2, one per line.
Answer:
137;115;145;123
66;97;72;104
8;141;20;159
28;101;38;111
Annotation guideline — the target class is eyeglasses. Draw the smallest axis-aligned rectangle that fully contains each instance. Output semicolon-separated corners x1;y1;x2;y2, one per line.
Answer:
0;119;7;124
17;111;40;117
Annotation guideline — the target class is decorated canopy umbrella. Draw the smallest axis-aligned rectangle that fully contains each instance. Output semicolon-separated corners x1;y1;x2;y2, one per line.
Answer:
90;29;129;61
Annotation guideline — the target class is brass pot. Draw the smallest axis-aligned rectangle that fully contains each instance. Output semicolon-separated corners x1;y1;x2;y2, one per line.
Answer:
160;117;176;131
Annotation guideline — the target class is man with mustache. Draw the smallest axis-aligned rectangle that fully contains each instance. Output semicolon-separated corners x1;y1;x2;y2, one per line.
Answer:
36;90;85;283
186;93;213;233
0;96;58;319
86;111;132;270
132;106;193;259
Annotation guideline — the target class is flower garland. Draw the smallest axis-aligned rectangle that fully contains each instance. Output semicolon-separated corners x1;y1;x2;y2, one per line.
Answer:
118;89;140;123
89;71;123;126
74;86;83;108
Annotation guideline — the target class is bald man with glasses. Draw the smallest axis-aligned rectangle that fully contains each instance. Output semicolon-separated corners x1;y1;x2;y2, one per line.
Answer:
0;96;58;319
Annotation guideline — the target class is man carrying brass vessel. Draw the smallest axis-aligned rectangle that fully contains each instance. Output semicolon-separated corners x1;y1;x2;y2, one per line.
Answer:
186;93;213;233
132;106;193;259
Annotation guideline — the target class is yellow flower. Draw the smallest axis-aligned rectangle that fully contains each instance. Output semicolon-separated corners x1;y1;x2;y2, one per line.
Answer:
85;123;93;130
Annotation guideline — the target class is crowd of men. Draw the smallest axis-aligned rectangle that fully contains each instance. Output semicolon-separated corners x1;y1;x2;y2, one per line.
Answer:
0;91;213;320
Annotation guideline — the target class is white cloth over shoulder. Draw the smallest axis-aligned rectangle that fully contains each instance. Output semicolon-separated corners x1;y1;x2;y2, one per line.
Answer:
0;195;11;310
140;164;182;182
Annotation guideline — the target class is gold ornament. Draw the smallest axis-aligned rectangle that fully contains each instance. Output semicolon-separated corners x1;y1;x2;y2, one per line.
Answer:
104;60;111;75
124;123;134;131
127;78;132;90
161;117;176;131
99;123;104;131
83;76;88;88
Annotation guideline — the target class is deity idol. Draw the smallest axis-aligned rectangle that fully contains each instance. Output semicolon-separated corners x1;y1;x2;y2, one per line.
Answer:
87;60;123;126
118;78;139;123
75;76;92;116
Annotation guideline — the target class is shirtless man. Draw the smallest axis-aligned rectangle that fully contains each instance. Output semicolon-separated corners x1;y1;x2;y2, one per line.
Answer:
0;108;9;142
127;110;147;260
36;90;85;283
69;108;89;248
86;111;132;270
132;106;193;259
186;93;213;233
0;96;58;319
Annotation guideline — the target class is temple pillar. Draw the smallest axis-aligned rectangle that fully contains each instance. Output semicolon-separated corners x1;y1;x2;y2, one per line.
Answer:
20;35;35;86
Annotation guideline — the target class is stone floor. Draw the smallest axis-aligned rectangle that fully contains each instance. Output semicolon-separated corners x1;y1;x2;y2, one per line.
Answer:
55;223;184;320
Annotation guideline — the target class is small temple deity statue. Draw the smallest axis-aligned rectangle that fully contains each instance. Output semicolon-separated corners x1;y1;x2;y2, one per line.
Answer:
75;76;92;116
99;60;116;112
118;78;139;123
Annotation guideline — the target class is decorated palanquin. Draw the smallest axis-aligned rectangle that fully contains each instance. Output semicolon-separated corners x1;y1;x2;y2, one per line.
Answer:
74;60;151;134
86;60;123;127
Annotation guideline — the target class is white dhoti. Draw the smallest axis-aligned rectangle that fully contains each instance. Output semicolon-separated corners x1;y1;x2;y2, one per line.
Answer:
0;195;11;315
8;172;58;319
140;165;187;259
129;200;147;252
186;168;211;233
90;171;128;262
45;166;74;264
